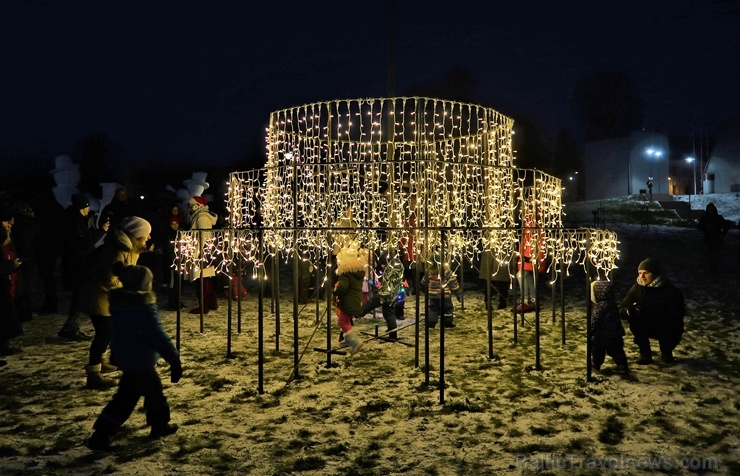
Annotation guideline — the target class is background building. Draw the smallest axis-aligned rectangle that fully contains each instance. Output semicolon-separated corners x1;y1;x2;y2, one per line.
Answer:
584;131;670;201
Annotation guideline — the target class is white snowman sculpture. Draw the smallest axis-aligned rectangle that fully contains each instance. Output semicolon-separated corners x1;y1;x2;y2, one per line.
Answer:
49;155;81;208
167;171;210;221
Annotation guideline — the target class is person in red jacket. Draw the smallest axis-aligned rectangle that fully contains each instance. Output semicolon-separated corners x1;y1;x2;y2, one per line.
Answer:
516;213;546;312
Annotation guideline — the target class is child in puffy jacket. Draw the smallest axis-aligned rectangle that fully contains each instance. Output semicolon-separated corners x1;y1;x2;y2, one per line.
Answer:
333;247;367;355
87;263;183;451
360;254;407;339
422;253;462;329
590;279;629;374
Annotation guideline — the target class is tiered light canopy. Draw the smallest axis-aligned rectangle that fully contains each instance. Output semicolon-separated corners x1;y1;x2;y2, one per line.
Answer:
176;97;619;281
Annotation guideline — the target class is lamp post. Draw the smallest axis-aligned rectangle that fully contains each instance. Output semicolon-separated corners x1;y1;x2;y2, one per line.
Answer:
645;148;663;193
686;157;696;195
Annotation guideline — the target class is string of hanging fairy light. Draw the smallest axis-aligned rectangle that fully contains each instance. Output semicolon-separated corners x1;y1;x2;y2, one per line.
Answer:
173;97;619;281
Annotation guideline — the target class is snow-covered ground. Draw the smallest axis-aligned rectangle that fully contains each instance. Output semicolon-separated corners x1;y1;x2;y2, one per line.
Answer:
1;201;739;475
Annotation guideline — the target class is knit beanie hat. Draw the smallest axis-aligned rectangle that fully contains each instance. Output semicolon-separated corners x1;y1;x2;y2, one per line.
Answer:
118;265;153;291
71;193;90;210
638;258;662;275
119;216;152;238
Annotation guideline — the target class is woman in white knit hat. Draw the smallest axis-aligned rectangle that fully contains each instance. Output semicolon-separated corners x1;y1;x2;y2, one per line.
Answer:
78;216;152;389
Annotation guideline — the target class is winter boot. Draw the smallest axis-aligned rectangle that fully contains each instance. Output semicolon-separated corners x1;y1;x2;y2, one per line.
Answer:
100;360;119;373
636;352;653;365
149;423;178;439
343;330;364;356
85;364;116;389
590;358;601;371
387;330;398;340
86;431;112;451
615;364;630;374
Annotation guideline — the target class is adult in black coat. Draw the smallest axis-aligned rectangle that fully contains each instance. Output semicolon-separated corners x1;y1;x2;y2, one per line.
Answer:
619;258;685;364
34;193;65;314
99;187;137;228
57;194;96;340
10;202;39;319
697;203;730;272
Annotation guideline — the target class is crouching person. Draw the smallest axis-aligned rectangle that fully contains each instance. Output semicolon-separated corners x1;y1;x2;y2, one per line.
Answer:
87;263;183;451
619;258;685;365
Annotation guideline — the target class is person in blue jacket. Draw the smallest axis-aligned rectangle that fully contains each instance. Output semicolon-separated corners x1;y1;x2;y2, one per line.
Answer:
87;263;183;451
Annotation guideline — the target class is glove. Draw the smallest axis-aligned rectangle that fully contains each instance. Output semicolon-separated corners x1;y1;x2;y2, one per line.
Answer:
627;302;640;317
170;360;183;383
455;294;462;303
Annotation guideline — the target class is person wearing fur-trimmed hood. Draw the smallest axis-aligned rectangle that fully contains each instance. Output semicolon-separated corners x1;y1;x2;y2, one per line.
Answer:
87;263;182;451
619;258;685;365
333;246;367;355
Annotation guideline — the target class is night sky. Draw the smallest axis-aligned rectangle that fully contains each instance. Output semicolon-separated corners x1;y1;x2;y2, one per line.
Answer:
2;0;738;174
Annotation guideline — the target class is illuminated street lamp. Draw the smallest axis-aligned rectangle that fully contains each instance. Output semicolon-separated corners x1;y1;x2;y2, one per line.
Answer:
686;157;697;196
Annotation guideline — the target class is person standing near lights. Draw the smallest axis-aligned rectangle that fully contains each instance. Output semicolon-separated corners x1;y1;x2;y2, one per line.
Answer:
697;203;730;272
57;194;96;341
78;216;153;389
1;209;32;325
100;187;137;228
0;224;24;361
516;212;546;313
422;253;462;329
187;196;219;314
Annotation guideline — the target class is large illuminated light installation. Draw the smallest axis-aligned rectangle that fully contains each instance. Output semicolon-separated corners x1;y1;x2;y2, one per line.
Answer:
172;97;621;395
177;97;619;289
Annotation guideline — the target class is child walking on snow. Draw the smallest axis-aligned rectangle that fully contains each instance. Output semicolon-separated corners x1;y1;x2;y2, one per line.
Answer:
333;247;367;355
87;263;183;451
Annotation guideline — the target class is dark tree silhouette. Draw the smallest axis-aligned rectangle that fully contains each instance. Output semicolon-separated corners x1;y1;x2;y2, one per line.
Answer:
511;115;552;172
74;133;122;193
552;128;582;177
553;128;584;201
405;65;478;103
570;71;645;141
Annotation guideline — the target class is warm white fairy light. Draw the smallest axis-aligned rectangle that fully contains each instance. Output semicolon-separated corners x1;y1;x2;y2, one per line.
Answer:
174;97;619;282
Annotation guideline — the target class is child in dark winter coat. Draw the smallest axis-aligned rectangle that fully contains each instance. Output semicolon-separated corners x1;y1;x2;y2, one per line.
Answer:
87;263;183;451
590;280;629;373
360;254;406;339
333;247;367;355
422;253;462;328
